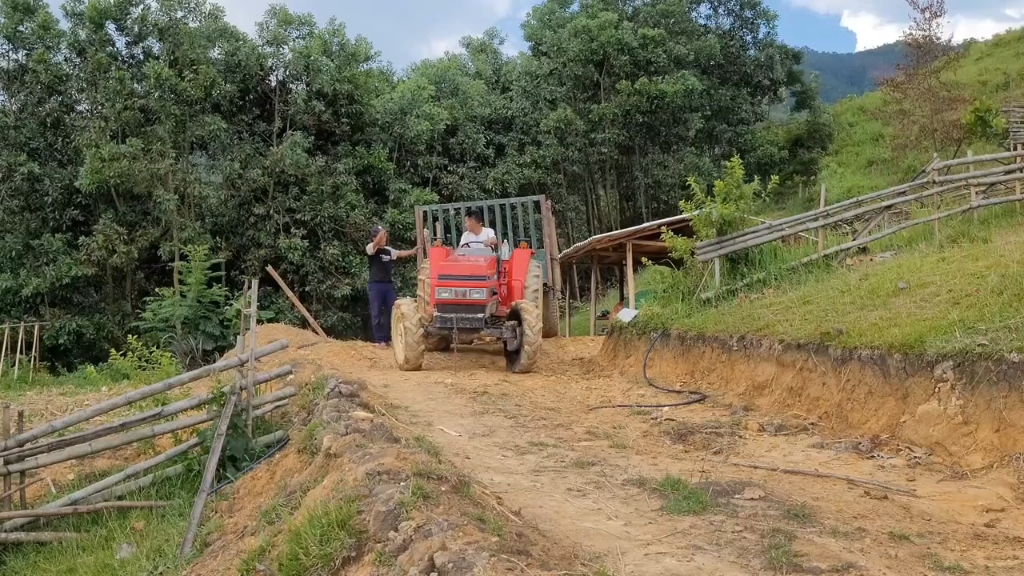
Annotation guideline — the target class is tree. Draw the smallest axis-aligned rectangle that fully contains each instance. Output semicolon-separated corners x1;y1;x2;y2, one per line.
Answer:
878;0;970;157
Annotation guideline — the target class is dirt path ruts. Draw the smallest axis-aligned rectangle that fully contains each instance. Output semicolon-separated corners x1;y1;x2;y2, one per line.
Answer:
259;325;1024;575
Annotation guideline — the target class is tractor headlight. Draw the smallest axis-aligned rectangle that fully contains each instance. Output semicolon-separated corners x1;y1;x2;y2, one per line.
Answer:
468;288;487;299
435;288;454;299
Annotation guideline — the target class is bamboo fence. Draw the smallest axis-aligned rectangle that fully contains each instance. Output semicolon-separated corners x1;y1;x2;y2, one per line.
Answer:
0;280;297;551
696;146;1024;295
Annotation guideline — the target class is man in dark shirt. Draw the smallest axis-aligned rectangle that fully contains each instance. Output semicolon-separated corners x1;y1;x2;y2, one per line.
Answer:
366;226;417;348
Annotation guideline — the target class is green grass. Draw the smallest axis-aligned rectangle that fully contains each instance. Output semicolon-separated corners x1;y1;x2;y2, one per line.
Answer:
0;467;204;575
398;479;433;513
410;434;443;460
888;528;914;543
783;502;815;525
764;527;799;573
470;510;507;539
275;497;363;576
655;475;711;516
926;554;968;574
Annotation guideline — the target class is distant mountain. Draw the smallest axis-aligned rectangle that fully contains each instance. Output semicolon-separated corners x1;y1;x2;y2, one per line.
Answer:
800;43;906;103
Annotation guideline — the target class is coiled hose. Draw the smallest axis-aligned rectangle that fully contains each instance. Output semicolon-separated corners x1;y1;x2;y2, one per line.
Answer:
589;329;708;411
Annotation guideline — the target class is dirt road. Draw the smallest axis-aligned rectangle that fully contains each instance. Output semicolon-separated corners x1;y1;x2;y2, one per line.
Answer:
264;325;1023;575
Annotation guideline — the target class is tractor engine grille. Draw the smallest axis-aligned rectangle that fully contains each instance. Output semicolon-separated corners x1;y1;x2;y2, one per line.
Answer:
435;304;488;315
437;275;493;282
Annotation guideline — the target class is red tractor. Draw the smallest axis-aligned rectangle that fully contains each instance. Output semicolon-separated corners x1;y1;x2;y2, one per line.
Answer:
391;196;561;373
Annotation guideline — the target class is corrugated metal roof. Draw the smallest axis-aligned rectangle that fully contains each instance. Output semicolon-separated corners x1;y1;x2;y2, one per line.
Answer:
558;213;695;263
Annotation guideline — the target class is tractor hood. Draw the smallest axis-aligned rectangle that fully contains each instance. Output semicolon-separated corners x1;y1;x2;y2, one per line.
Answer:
428;246;499;282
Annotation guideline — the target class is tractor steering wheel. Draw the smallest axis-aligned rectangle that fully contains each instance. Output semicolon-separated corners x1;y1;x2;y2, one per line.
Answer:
458;240;487;249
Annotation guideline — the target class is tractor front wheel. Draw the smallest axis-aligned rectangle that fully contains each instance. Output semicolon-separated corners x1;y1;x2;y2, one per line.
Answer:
504;299;542;374
392;298;425;371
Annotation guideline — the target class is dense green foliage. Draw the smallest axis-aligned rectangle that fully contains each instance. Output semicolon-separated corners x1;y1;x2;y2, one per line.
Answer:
800;43;905;103
0;0;831;365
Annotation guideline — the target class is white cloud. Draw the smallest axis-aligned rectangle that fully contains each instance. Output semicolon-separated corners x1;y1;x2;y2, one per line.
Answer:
788;0;1024;51
419;36;464;58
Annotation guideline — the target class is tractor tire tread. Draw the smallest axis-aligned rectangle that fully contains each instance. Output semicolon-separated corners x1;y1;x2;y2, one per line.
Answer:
392;298;425;371
508;299;542;374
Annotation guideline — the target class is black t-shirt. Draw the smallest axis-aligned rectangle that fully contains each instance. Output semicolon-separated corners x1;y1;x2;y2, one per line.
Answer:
367;244;397;283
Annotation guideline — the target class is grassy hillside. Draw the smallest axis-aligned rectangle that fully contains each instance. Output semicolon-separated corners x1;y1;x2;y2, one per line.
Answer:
604;28;1024;356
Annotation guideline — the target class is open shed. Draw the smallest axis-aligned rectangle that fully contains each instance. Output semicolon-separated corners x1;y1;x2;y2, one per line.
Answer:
558;214;694;336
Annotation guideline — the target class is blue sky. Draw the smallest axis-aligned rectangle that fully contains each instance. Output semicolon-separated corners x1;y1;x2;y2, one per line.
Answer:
49;1;1024;65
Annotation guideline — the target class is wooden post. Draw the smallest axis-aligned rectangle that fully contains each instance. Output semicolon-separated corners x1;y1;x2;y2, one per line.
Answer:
28;323;39;384
16;410;24;510
0;324;8;379
1017;143;1022;213
713;257;721;288
415;207;425;266
564;281;571;338
933;153;940;238
180;389;241;557
626;242;636;309
245;279;259;436
818;183;826;254
265;265;327;339
589;258;598;337
968;150;977;222
2;404;10;512
12;323;23;381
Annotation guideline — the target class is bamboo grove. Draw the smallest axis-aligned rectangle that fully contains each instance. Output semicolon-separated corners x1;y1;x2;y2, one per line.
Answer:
0;0;833;364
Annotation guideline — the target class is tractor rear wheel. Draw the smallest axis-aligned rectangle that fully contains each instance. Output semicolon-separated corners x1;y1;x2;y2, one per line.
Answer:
416;260;432;323
392;298;425;371
524;259;544;312
504;299;542;374
542;286;559;338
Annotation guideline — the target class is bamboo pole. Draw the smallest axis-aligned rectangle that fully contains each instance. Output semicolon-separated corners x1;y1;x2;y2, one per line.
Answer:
28;322;39;384
245;279;259;436
1;413;211;477
0;339;289;452
0;501;170;521
968;150;977;222
1017;143;1022;214
696;172;1024;261
0;369;294;462
266;265;328;339
0;476;44;501
817;183;826;253
626;242;635;310
794;194;1024;267
180;389;240;557
83;465;186;505
83;431;282;505
564;282;571;338
931;148;1024;171
589;258;598;337
15;410;23;509
1;437;202;532
12;322;23;380
0;532;78;543
0;324;8;378
1;404;9;511
694;157;937;249
253;399;290;418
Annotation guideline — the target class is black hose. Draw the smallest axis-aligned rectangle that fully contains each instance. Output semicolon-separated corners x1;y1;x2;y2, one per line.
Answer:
210;437;290;495
589;329;708;411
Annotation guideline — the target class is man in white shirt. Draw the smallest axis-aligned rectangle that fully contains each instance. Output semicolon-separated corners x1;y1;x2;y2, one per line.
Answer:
459;209;499;249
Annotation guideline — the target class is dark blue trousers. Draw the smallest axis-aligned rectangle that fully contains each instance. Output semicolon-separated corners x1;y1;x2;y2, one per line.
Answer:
368;281;397;344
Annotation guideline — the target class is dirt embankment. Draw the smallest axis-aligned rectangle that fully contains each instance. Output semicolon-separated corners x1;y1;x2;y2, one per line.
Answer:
602;329;1024;469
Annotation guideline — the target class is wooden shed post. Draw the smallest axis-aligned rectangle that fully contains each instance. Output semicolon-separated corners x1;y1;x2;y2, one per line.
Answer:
626;242;636;309
414;207;425;265
589;257;598;337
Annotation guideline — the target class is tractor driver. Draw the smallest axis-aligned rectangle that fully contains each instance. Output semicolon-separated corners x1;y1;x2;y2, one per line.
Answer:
459;209;499;250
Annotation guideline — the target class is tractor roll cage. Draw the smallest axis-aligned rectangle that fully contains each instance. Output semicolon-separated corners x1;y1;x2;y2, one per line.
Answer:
414;195;563;295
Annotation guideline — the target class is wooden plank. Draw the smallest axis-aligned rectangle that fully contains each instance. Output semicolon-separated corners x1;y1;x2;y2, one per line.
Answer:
415;208;425;265
626;242;636;309
589;258;598;337
179;389;241;557
265;266;327;339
